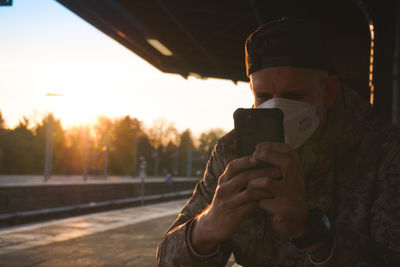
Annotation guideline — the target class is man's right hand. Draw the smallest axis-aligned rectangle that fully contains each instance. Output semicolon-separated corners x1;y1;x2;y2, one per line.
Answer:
190;156;281;254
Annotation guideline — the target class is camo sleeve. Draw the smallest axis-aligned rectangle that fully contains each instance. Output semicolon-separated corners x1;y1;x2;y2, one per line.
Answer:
310;142;400;266
156;140;232;267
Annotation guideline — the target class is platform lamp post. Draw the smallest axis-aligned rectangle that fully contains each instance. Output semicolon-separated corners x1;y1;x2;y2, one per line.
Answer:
131;127;139;177
104;136;109;179
83;128;89;182
44;93;63;182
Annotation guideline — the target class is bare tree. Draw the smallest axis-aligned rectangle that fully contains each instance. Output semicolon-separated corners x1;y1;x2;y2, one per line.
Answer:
147;118;178;147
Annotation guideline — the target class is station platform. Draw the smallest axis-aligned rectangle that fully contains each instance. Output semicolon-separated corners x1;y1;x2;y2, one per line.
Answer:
0;199;238;266
0;175;199;186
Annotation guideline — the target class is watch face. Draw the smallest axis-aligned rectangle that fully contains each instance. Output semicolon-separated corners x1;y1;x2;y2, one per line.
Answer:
321;214;331;230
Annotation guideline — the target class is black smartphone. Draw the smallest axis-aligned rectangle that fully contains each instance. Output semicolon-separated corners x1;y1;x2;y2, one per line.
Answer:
233;108;284;167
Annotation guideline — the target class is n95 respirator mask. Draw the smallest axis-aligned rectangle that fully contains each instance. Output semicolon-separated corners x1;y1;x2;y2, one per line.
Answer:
257;90;323;148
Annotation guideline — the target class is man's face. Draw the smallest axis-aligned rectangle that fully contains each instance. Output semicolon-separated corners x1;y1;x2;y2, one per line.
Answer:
250;66;328;108
250;66;339;133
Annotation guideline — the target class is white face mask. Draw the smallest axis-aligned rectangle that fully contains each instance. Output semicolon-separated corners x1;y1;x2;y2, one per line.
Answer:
257;90;323;148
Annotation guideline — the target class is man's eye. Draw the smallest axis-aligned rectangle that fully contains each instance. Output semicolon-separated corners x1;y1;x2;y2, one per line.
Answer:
283;94;304;100
286;96;300;100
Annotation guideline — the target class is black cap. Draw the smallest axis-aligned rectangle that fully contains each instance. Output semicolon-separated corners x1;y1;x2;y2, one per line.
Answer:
245;17;334;77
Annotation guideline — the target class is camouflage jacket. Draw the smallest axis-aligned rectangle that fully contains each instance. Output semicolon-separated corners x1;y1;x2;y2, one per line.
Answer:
157;87;400;266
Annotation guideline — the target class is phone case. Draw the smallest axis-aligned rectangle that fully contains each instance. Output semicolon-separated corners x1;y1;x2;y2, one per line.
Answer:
233;108;284;158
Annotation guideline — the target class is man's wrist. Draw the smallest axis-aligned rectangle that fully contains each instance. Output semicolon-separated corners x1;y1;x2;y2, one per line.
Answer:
190;217;219;255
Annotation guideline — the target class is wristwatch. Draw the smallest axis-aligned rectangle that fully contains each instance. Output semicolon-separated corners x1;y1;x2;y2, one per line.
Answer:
290;208;333;249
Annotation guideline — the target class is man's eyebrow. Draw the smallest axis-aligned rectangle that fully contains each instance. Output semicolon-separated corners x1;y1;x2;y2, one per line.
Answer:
254;92;273;98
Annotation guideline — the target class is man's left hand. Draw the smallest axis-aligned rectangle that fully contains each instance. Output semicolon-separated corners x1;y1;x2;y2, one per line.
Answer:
248;142;309;239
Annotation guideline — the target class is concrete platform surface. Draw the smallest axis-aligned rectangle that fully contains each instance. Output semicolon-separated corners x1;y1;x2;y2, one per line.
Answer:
0;199;239;266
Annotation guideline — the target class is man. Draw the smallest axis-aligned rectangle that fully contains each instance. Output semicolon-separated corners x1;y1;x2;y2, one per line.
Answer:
157;17;400;266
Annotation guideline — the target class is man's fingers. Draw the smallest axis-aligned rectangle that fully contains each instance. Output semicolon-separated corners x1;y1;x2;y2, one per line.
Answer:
218;156;258;184
253;148;293;170
252;142;305;190
253;142;299;168
255;142;293;155
226;167;281;194
247;177;283;194
246;188;276;201
230;188;275;207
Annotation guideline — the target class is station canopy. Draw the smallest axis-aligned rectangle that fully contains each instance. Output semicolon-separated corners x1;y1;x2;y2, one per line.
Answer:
56;0;388;103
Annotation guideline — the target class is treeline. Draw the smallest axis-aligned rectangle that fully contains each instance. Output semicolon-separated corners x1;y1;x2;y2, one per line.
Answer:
0;112;225;177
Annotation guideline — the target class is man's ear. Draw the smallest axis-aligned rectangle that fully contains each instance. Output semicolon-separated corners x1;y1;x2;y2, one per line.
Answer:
323;75;340;109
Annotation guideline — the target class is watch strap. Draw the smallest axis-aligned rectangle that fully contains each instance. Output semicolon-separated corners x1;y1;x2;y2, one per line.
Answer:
291;208;332;249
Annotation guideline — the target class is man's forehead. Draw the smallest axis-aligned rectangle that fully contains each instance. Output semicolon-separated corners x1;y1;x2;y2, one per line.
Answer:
250;66;327;90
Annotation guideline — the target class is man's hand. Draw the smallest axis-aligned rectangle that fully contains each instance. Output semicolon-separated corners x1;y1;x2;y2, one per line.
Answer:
191;156;279;254
248;142;309;239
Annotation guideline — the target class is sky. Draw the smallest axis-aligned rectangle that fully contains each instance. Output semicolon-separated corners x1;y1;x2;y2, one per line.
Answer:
0;0;253;136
